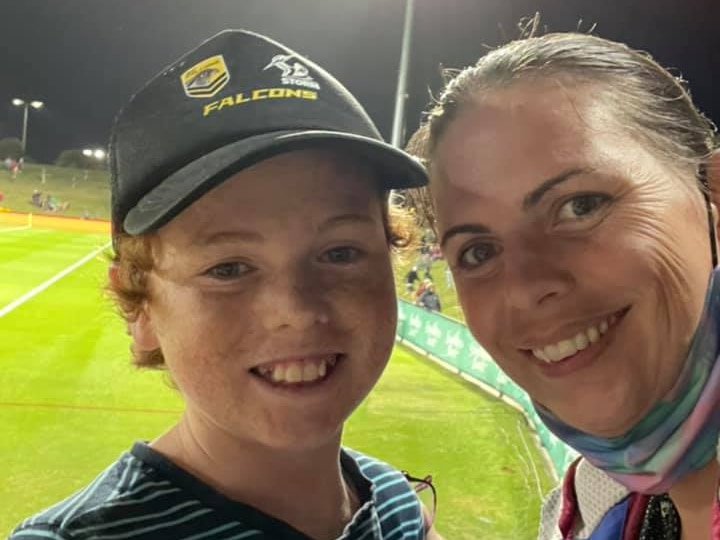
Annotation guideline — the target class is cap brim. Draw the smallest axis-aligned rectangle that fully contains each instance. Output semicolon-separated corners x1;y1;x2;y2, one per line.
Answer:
123;129;427;235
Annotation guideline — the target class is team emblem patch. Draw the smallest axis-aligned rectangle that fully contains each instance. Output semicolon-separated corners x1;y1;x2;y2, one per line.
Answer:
181;55;230;98
264;54;320;90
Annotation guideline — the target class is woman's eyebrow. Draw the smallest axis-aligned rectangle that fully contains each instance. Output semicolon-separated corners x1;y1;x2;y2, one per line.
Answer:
522;167;594;210
440;224;491;248
440;168;595;248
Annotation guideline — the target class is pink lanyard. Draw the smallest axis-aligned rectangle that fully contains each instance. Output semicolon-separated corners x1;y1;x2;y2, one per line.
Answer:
558;459;720;539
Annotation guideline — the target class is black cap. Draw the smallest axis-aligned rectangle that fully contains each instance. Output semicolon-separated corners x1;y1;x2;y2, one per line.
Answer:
110;29;427;236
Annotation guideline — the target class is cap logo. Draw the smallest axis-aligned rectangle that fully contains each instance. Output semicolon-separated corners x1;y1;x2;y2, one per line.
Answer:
181;55;230;98
264;54;320;90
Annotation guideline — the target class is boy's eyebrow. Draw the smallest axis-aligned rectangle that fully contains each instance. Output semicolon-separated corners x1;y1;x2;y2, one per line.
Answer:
190;214;374;245
192;230;264;246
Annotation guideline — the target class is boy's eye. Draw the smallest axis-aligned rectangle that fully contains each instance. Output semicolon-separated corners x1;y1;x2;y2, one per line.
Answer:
320;246;362;264
556;194;611;222
204;262;251;280
458;242;500;269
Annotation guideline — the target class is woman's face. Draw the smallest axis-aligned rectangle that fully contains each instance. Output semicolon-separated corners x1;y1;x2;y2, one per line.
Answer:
431;82;714;437
133;148;397;451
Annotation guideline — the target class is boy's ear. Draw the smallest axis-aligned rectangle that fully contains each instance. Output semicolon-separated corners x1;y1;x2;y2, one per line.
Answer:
129;311;161;352
108;263;160;351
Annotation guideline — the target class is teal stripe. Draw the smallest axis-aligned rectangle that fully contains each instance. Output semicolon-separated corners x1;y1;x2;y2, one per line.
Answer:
92;508;213;539
73;500;200;533
378;501;422;523
373;476;408;494
90;487;181;509
362;469;397;483
376;490;417;513
383;518;424;540
11;530;67;540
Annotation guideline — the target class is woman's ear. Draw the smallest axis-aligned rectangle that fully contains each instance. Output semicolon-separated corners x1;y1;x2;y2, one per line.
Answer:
706;151;720;246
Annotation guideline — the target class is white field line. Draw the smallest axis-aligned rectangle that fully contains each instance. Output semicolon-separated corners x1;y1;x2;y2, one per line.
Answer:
0;242;111;318
0;226;31;233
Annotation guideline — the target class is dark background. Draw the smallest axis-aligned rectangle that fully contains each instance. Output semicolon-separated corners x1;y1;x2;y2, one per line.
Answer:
0;0;716;163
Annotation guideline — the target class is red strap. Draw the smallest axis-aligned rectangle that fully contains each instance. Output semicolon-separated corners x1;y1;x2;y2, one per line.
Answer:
621;493;650;540
558;458;581;540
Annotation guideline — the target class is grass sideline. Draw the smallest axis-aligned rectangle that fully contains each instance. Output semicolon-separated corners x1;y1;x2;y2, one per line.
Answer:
0;163;110;220
0;227;554;539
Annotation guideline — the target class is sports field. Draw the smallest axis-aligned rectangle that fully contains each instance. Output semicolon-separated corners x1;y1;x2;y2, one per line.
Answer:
0;224;554;539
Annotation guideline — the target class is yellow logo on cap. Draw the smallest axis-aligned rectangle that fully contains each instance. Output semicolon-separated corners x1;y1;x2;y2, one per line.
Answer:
181;55;230;98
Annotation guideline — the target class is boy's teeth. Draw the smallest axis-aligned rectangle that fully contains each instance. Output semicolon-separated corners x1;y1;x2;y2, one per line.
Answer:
303;363;319;382
255;356;335;385
531;315;617;363
285;365;303;383
271;365;285;382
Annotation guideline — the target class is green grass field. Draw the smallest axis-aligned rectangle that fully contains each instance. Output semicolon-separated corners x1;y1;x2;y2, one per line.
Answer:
0;225;554;539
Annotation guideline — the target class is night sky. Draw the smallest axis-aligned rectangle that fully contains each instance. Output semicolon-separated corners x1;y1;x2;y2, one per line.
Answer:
0;0;716;164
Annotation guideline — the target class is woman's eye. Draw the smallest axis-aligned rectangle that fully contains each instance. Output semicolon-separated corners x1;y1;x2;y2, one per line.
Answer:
321;246;362;264
556;194;610;222
458;243;500;268
204;262;251;280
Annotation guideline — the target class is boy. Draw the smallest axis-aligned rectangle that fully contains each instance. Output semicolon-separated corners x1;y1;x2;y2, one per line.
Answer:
10;30;437;539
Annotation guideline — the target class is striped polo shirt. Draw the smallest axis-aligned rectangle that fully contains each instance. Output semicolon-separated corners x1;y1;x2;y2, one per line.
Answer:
9;443;424;540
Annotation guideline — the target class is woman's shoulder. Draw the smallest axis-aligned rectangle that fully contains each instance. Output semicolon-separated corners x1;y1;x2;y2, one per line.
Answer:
538;459;631;540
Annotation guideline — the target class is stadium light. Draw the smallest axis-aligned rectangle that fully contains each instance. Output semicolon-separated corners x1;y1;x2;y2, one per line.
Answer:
12;97;45;155
83;148;106;160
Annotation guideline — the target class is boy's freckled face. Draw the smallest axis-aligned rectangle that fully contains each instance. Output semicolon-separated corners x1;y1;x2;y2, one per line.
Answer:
136;148;397;450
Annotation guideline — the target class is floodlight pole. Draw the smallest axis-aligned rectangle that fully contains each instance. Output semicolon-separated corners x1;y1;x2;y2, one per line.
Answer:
12;98;44;155
391;0;415;148
21;104;29;154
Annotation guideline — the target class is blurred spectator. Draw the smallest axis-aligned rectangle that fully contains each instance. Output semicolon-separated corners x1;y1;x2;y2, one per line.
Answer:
30;189;42;207
414;278;431;303
404;266;419;294
430;245;442;261
417;283;442;313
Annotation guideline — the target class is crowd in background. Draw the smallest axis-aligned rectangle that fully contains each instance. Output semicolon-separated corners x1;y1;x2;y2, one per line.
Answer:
403;229;450;313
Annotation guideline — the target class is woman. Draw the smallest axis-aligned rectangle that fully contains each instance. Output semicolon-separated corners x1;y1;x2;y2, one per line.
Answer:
10;30;440;539
409;28;720;539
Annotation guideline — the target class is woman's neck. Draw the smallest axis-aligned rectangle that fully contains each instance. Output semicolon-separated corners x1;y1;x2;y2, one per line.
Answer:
151;413;357;540
669;458;719;540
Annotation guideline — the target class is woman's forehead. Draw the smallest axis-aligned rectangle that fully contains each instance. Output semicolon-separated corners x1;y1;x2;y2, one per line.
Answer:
432;84;636;190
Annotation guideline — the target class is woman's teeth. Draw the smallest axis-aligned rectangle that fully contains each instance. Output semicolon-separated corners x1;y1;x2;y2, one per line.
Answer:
531;315;616;363
254;356;337;384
